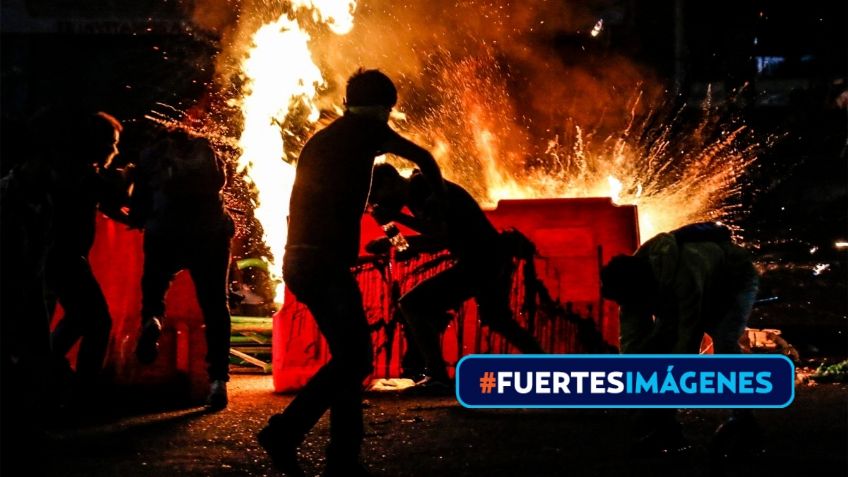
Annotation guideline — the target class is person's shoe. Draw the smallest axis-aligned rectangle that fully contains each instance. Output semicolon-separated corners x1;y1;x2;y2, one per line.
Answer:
135;317;162;364
322;460;373;477
257;425;304;477
206;380;228;410
402;375;454;396
710;414;765;460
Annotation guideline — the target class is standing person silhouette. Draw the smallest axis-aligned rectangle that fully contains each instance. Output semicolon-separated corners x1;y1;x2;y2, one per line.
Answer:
131;129;235;410
46;111;128;392
257;69;445;477
1;124;60;467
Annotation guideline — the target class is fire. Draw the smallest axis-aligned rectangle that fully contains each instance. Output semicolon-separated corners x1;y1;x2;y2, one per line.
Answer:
235;1;356;303
220;1;764;305
291;0;357;34
470;113;759;242
413;62;763;242
607;176;623;203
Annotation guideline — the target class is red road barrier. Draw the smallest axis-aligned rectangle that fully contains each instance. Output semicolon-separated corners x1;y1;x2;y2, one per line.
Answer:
52;217;210;401
69;197;638;395
272;198;639;392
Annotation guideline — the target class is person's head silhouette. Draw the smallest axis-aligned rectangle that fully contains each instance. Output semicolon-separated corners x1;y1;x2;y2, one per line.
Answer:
600;254;657;310
345;69;398;122
60;111;122;168
369;163;408;216
86;112;122;168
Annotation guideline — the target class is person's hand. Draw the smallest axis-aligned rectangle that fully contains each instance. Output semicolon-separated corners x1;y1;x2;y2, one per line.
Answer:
394;246;420;262
365;237;392;255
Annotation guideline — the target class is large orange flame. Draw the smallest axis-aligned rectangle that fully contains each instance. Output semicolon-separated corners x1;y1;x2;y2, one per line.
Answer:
235;2;356;303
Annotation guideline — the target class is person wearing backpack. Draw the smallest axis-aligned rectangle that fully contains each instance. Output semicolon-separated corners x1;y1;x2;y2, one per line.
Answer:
600;222;762;459
130;129;235;410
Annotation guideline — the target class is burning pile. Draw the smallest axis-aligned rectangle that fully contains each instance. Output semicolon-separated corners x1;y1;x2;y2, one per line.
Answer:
228;1;357;301
181;1;768;300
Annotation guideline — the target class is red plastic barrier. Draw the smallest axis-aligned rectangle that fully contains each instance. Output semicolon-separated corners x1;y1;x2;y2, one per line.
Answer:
72;199;639;396
52;216;210;400
272;198;639;392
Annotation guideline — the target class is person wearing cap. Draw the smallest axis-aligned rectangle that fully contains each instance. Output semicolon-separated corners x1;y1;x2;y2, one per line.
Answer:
258;69;445;477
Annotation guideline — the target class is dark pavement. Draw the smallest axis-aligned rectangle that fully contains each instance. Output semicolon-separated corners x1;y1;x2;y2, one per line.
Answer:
8;372;845;477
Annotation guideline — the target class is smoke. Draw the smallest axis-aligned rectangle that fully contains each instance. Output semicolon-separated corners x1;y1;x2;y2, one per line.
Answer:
187;0;241;34
188;0;661;133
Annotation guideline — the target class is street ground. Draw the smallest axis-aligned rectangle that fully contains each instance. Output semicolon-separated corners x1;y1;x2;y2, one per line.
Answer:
9;370;847;477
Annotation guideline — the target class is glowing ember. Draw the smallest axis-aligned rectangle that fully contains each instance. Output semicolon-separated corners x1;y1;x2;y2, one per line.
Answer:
236;1;356;303
404;53;764;242
470;114;760;242
813;263;830;276
468;105;761;242
590;19;604;37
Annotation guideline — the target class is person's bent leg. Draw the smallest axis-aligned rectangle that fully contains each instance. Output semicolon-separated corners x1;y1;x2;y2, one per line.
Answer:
137;235;178;364
709;275;762;458
188;233;233;385
72;261;112;383
480;301;544;354
261;255;373;473
49;256;112;382
48;256;84;360
399;266;470;383
325;273;373;467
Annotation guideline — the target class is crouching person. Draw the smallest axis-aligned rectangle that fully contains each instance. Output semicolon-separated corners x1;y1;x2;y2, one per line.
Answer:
600;222;762;458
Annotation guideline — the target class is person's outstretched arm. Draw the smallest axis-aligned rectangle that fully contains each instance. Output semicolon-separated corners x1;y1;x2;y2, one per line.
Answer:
380;131;449;243
380;131;445;197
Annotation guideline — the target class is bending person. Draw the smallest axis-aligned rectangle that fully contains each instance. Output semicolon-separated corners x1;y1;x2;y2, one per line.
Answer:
366;163;544;391
600;222;762;458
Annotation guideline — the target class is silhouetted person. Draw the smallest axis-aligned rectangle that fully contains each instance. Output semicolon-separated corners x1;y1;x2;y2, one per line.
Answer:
0;132;59;468
46;111;128;390
257;69;445;477
130;129;234;410
1;147;56;378
600;222;761;458
366;164;544;390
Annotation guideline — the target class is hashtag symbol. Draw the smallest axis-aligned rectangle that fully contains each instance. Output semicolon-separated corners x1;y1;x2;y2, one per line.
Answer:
479;372;496;394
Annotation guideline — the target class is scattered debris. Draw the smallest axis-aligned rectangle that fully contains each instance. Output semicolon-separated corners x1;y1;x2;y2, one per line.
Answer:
368;378;417;392
810;359;848;383
741;327;800;362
